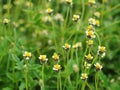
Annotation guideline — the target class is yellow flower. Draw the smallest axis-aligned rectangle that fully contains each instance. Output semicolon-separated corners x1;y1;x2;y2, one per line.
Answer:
38;55;48;63
98;46;106;53
46;8;53;14
85;54;93;62
72;14;80;22
88;0;96;5
87;25;94;31
86;30;96;38
95;20;100;26
3;18;9;25
94;62;103;70
87;39;93;46
81;73;88;80
23;51;32;60
25;1;33;7
66;0;73;5
98;46;106;57
52;53;60;61
72;42;82;49
63;43;71;51
94;12;100;18
53;63;61;71
88;18;96;25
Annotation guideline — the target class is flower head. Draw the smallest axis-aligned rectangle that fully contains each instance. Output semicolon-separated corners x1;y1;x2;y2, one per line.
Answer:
72;14;80;22
38;55;48;63
98;46;106;57
46;8;53;14
23;51;32;60
73;64;79;73
94;62;103;71
95;20;100;26
63;43;71;51
3;18;9;25
87;39;93;46
52;53;60;61
85;54;93;62
81;73;88;80
86;30;96;39
88;0;96;5
72;42;82;49
53;63;61;72
87;25;94;31
84;62;91;69
66;0;73;5
88;18;96;25
94;12;100;18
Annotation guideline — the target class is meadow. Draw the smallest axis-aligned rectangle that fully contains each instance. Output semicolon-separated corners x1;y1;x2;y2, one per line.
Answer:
0;0;120;90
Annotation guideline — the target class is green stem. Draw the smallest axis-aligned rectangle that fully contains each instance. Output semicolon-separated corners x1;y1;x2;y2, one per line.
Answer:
81;44;88;72
95;32;101;46
75;49;79;66
25;60;28;90
95;73;98;90
59;72;62;90
81;81;86;90
42;64;45;90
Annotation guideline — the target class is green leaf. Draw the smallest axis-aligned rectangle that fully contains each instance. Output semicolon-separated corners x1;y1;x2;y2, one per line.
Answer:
19;82;25;90
99;72;109;87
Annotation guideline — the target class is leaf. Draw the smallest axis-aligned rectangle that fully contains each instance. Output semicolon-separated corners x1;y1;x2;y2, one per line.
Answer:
99;72;109;87
19;82;26;90
2;87;13;90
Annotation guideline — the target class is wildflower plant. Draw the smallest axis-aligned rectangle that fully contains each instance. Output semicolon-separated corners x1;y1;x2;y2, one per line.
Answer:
1;0;118;90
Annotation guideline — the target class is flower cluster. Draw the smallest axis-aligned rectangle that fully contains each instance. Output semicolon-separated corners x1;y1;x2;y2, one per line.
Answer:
81;0;105;80
52;53;61;72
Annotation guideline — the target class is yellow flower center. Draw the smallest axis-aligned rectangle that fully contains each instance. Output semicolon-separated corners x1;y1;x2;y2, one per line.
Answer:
82;74;87;79
88;31;93;36
73;15;79;21
40;55;47;61
95;63;102;69
86;54;93;60
25;52;31;57
52;53;59;60
99;46;105;52
54;64;61;70
88;40;93;45
65;44;70;49
66;0;72;3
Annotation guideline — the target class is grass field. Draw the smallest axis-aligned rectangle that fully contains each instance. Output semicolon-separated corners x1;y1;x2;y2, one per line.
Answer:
0;0;120;90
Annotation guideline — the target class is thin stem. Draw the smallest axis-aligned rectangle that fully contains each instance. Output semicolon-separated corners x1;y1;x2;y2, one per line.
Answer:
57;73;59;90
42;64;45;90
81;44;88;72
81;81;86;90
75;49;79;66
95;32;101;46
59;72;62;90
95;73;98;90
25;60;28;90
